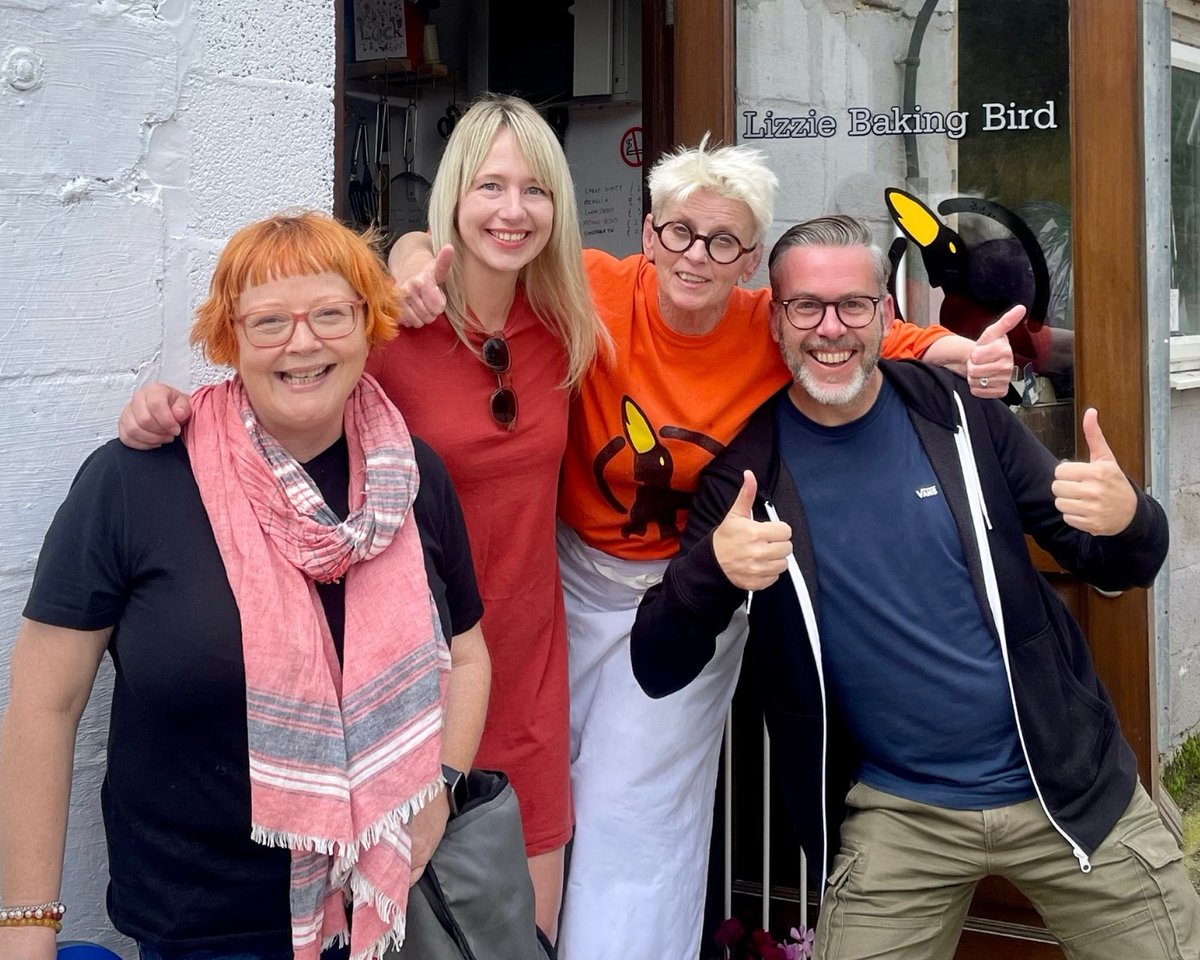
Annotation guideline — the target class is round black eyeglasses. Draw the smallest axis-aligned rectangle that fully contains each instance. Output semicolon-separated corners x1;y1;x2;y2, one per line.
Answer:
773;296;881;330
650;220;757;265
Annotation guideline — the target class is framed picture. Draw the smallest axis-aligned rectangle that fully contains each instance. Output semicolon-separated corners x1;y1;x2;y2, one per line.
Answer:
352;0;408;61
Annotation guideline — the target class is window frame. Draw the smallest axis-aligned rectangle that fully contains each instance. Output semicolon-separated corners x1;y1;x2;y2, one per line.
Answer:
1170;41;1200;386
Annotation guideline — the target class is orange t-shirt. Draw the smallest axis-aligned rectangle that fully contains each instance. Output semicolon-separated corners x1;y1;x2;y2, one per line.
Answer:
558;249;952;561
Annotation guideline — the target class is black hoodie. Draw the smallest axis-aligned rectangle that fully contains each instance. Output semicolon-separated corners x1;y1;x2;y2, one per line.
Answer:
631;359;1167;887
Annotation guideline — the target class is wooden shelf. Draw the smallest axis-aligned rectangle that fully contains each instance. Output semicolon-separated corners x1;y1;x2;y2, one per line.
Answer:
344;60;451;99
345;58;449;82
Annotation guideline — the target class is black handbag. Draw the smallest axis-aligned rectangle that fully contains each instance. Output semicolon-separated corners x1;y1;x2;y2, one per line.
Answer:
390;769;555;960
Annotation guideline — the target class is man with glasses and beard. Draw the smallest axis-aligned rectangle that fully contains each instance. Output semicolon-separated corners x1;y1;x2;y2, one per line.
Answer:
631;215;1200;960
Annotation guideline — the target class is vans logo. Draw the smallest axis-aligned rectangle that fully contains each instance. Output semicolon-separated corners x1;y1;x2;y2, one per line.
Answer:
915;485;939;499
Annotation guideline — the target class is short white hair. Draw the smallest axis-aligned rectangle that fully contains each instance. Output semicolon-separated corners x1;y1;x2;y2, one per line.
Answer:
646;134;778;244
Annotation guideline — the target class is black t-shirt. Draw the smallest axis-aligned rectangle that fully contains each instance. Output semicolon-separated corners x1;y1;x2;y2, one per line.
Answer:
23;435;482;953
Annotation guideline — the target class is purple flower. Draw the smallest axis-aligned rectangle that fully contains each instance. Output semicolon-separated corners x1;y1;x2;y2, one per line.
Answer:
785;926;814;960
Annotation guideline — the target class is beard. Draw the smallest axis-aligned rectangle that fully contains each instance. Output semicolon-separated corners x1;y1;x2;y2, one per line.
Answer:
779;329;883;407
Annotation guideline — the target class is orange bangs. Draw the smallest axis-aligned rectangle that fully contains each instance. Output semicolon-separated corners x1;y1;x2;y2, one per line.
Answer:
190;211;401;366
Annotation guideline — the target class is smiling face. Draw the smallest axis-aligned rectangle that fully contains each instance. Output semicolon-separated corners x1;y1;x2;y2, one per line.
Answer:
770;244;892;426
234;270;369;462
454;127;554;288
642;189;762;335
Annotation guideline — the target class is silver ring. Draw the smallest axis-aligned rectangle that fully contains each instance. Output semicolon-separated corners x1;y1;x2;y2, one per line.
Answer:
979;376;990;388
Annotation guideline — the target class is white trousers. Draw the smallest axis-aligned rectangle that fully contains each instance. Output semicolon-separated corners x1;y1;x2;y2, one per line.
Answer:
556;526;749;960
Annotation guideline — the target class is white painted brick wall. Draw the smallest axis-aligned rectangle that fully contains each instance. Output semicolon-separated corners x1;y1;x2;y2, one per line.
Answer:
0;0;335;952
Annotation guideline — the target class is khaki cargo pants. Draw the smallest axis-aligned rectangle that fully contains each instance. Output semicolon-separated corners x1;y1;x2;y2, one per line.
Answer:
814;781;1200;960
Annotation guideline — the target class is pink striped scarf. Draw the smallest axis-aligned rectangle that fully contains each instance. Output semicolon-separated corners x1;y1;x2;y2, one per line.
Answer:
184;374;449;960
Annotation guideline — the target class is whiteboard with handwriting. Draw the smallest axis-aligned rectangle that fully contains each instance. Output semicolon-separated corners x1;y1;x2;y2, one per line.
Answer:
565;104;644;258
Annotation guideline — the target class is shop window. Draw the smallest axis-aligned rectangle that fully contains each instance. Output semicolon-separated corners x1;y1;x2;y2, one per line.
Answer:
1171;41;1200;382
737;0;1075;456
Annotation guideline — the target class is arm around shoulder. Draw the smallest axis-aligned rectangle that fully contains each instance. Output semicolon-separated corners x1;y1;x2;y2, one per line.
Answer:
882;318;956;362
387;231;436;281
118;381;192;450
387;235;451;328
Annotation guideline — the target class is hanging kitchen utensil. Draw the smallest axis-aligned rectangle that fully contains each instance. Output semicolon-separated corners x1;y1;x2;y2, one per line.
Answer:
361;120;378;225
374;89;391;232
347;119;374;228
389;97;433;233
438;80;461;141
437;102;461;141
438;68;462;141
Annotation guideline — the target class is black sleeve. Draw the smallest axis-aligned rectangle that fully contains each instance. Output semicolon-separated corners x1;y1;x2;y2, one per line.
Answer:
977;390;1168;591
630;458;749;698
412;437;484;637
23;441;132;631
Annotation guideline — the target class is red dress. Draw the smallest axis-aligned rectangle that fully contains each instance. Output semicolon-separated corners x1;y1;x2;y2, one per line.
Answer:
366;287;572;855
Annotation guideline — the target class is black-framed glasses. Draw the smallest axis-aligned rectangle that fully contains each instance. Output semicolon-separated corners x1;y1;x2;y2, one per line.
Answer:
650;220;757;265
236;299;364;348
481;335;518;430
773;296;881;330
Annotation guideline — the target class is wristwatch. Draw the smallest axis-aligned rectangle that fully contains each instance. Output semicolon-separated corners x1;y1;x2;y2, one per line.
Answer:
442;763;468;816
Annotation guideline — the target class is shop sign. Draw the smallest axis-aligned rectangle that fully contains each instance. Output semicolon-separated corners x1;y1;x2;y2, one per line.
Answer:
741;99;1058;141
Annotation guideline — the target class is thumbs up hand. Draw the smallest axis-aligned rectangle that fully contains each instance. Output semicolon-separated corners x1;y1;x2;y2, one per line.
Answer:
1051;408;1138;535
712;471;793;590
966;305;1023;398
394;244;453;328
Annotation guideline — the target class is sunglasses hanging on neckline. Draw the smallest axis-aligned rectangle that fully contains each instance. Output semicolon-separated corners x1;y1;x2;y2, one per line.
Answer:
481;334;517;430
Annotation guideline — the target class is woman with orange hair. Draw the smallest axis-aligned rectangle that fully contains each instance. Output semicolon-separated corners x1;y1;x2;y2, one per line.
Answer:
0;212;490;960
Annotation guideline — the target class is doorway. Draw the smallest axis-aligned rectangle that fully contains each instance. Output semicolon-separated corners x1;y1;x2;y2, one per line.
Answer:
717;1;1154;958
333;0;654;261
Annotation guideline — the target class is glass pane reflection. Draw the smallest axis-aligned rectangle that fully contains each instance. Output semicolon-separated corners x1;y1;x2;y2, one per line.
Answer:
738;0;1074;458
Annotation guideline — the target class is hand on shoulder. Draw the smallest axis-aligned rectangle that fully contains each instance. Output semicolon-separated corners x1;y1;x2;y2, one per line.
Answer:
118;382;192;450
388;238;452;329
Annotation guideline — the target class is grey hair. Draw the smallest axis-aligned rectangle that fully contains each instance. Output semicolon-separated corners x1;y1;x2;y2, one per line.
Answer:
646;134;778;244
767;215;891;294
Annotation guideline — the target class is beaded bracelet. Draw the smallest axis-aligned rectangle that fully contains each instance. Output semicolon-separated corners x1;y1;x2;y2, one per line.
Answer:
0;900;66;932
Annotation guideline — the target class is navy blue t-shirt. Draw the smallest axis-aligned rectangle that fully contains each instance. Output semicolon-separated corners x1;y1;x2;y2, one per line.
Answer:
776;380;1033;809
